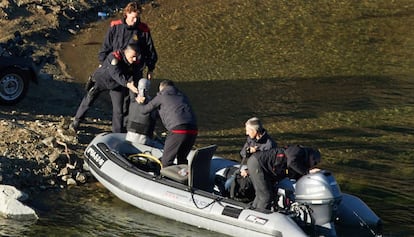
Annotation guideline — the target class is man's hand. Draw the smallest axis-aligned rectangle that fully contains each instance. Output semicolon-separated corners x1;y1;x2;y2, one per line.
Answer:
136;95;146;104
240;169;249;178
309;168;321;174
126;81;138;94
147;71;153;80
249;146;258;154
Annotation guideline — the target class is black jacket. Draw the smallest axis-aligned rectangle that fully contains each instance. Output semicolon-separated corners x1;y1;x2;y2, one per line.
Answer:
254;148;287;181
127;95;156;136
240;130;277;159
140;85;197;131
285;145;319;180
93;50;143;90
254;145;319;181
99;19;158;72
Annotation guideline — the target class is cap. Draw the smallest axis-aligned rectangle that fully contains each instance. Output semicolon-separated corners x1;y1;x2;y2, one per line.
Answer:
240;165;248;170
138;78;150;96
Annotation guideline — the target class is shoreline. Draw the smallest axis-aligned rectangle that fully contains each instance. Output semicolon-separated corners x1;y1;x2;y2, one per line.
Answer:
0;0;151;198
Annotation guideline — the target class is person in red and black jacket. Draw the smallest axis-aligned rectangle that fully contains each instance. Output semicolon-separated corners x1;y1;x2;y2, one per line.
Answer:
247;148;287;212
99;1;158;79
247;145;321;212
99;2;158;132
70;44;143;133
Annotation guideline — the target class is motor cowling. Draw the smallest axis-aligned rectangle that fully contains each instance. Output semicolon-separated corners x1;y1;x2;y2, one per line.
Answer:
294;170;342;236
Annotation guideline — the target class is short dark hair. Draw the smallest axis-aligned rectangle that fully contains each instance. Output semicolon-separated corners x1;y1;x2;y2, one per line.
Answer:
160;79;175;88
125;43;140;53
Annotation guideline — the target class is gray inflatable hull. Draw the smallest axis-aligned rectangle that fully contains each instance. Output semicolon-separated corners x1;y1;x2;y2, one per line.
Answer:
84;133;381;237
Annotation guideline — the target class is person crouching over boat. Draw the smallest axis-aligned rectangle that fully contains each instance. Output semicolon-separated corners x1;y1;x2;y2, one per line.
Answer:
247;145;321;212
136;80;198;167
69;44;141;133
126;78;162;148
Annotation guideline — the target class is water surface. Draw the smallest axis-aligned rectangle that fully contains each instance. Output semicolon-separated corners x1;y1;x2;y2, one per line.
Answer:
35;0;414;236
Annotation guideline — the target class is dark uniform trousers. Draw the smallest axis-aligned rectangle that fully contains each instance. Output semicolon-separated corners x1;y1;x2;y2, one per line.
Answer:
162;130;197;167
74;80;125;133
247;156;275;211
247;149;287;211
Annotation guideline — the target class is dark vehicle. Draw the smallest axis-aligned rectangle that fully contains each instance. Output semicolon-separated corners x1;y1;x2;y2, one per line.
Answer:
0;31;42;105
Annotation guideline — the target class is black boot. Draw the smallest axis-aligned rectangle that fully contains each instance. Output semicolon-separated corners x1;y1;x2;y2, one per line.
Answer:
69;119;80;131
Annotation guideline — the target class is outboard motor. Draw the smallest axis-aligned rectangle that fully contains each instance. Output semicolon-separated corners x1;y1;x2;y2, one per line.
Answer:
294;170;342;237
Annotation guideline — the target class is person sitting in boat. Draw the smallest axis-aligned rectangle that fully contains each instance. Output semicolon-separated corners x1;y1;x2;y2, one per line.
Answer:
240;117;277;161
136;80;197;167
126;78;163;148
214;118;275;201
247;145;321;212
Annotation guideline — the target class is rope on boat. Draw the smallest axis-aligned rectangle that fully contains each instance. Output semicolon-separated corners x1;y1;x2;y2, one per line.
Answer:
190;191;223;210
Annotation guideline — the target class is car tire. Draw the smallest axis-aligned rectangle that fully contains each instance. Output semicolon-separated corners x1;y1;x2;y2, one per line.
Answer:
0;67;30;105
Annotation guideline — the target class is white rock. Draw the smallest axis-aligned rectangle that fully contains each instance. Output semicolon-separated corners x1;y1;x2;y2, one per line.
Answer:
0;185;38;220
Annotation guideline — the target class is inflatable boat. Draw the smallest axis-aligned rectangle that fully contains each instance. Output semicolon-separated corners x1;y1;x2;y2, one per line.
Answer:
84;132;382;237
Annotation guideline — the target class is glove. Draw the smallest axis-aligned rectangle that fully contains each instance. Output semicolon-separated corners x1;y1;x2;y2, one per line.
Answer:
84;76;95;91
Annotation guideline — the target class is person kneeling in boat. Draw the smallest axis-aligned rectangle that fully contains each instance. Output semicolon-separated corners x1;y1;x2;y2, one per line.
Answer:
284;144;321;180
125;78;163;148
220;117;275;203
136;80;197;167
247;145;321;212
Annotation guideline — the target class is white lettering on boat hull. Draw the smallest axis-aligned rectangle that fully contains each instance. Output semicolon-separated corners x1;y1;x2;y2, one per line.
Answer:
85;145;107;168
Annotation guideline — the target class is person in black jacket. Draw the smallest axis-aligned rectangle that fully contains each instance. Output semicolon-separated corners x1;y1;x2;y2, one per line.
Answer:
99;1;158;132
284;145;321;180
247;145;321;212
137;80;197;167
247;148;287;212
70;44;142;133
222;117;276;202
126;78;162;148
240;117;277;160
99;1;157;79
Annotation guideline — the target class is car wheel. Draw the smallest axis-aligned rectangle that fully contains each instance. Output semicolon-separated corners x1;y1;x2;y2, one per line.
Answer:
0;67;30;105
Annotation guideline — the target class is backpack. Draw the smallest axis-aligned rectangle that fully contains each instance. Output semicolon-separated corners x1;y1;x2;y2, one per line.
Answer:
227;168;255;203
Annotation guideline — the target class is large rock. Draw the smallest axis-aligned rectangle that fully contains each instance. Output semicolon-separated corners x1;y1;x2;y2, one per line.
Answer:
0;185;38;220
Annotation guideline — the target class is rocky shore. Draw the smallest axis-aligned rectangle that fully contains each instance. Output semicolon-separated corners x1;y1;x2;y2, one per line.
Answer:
0;0;159;216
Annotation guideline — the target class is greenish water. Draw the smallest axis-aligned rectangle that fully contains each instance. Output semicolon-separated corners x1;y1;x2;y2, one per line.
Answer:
1;184;221;237
42;0;414;236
